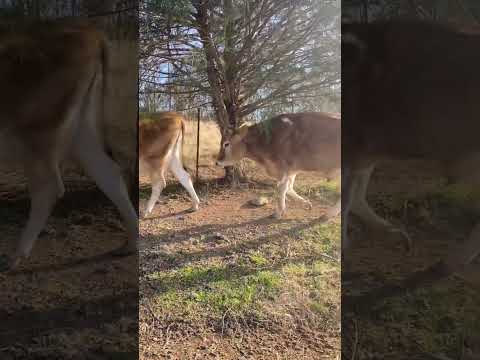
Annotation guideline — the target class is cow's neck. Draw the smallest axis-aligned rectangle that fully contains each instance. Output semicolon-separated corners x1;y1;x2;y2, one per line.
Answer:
244;132;279;176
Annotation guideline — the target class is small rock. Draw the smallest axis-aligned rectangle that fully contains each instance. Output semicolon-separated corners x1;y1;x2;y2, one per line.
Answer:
214;232;226;240
249;196;269;207
190;237;199;245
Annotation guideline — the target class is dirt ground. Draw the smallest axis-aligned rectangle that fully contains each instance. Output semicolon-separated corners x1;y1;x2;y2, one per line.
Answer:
139;163;341;359
138;118;341;359
342;160;480;359
0;167;138;359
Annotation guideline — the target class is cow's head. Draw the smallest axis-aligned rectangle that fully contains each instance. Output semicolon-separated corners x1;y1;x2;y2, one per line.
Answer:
216;123;251;167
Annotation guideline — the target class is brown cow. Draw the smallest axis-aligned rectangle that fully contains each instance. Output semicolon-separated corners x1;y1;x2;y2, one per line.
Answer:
139;112;200;217
216;112;341;218
342;20;480;291
0;19;138;271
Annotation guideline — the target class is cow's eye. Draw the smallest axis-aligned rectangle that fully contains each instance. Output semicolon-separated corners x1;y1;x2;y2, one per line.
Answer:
224;142;230;148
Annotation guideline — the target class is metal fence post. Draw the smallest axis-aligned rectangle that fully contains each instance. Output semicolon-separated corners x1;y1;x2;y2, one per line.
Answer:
196;107;201;183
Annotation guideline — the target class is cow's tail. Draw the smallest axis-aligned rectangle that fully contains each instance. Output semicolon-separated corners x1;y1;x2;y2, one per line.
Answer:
179;119;186;169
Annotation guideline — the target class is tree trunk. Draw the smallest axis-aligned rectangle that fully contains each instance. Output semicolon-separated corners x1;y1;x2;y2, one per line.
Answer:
194;0;241;185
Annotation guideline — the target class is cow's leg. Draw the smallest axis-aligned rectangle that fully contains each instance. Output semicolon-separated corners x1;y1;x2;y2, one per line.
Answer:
350;165;412;250
1;158;64;271
342;167;355;251
144;168;166;218
274;174;290;219
169;153;200;212
286;173;313;209
72;124;138;255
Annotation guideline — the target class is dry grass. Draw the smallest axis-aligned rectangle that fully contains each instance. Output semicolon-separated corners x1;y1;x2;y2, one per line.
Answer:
182;118;222;170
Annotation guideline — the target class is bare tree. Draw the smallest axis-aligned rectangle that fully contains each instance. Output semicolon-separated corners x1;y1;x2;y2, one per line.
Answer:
140;0;339;180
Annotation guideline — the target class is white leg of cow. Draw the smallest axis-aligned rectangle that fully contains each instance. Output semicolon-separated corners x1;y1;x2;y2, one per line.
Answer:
169;153;200;212
350;165;412;250
72;125;138;255
350;166;389;226
342;167;355;251
144;172;166;218
275;174;290;219
286;173;313;209
6;160;64;270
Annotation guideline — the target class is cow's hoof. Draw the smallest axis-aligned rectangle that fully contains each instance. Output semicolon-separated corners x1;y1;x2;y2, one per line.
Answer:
188;204;200;213
272;211;284;219
306;201;313;210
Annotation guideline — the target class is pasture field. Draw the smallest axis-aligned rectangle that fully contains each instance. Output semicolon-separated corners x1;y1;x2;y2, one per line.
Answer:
343;160;480;359
139;119;341;359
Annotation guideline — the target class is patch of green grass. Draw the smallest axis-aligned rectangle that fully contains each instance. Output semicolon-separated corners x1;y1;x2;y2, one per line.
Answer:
139;186;150;200
312;260;336;275
310;301;330;316
283;263;308;277
196;270;281;314
296;180;340;206
281;259;340;324
147;264;228;288
147;264;281;318
298;222;341;258
247;251;269;267
366;282;480;356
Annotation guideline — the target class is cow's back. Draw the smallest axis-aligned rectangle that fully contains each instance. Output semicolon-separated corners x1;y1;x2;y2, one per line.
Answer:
0;19;105;133
249;112;340;175
139;112;184;162
343;20;480;164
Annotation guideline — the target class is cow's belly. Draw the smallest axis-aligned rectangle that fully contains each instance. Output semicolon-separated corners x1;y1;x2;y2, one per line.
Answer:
0;129;80;171
295;149;340;174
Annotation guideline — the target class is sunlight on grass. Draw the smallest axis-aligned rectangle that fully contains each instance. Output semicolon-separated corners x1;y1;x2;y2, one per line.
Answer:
142;195;341;333
298;222;341;258
147;264;281;317
296;179;340;206
247;251;269;267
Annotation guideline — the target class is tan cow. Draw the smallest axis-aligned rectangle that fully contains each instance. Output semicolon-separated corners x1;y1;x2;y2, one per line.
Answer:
216;112;341;218
0;19;138;271
342;20;480;289
139;112;200;217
